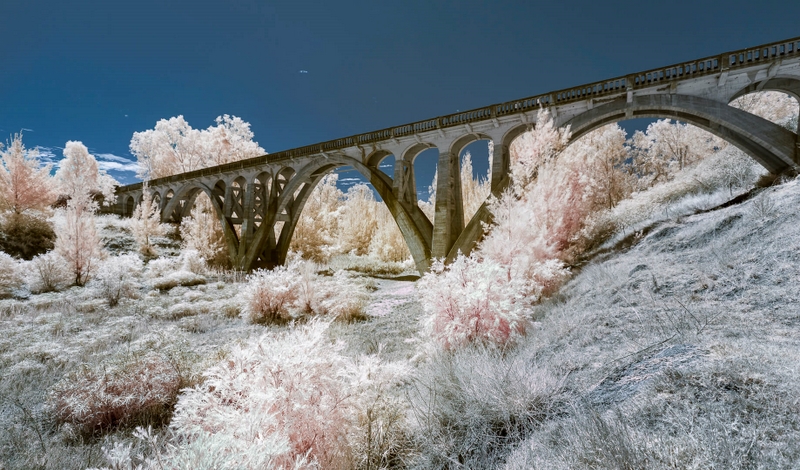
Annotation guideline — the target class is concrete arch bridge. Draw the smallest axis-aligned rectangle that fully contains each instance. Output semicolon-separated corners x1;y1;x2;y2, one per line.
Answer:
107;36;800;274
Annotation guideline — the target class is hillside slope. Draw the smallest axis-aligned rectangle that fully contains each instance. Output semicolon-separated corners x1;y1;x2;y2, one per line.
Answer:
498;178;800;468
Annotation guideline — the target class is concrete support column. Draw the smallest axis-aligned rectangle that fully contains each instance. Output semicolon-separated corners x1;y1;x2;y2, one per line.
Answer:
490;140;510;195
238;181;257;261
222;183;234;218
392;157;417;207
431;150;464;259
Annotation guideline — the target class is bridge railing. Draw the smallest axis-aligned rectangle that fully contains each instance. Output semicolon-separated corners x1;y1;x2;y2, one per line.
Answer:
117;36;800;194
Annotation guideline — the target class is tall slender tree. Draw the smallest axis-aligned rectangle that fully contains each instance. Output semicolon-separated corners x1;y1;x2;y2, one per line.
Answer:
130;182;165;256
53;142;111;285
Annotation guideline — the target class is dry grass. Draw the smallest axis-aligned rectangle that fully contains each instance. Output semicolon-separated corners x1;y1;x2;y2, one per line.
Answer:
49;354;182;435
3;175;800;468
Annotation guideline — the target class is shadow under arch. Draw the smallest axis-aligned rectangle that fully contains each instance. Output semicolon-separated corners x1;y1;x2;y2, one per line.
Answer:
243;154;434;274
161;185;202;222
563;94;799;174
123;195;135;217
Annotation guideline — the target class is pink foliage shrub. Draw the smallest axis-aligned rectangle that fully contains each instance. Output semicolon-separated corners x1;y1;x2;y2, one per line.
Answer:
417;255;566;350
169;321;355;468
419;110;621;349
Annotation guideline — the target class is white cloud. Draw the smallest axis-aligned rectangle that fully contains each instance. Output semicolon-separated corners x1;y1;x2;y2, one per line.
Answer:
97;161;140;173
338;177;362;183
34;146;59;164
21;128;33;132
95;153;134;164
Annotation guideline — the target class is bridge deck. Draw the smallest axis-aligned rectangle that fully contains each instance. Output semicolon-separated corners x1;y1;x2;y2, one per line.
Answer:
117;36;800;193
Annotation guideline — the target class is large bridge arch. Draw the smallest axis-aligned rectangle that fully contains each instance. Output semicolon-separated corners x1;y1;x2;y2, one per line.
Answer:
565;94;799;174
240;154;434;273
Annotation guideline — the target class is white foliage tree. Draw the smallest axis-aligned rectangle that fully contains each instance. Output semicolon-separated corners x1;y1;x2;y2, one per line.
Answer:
368;204;411;263
55;141;117;207
204;114;266;166
55;202;104;286
460;151;491;225
130;115;265;180
130;182;165;256
338;183;379;256
179;193;227;267
630;119;724;188
730;90;799;130
130;116;202;179
290;173;343;262
53;141;109;286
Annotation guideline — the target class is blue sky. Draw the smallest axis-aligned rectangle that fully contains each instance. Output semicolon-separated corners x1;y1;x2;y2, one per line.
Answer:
2;0;799;197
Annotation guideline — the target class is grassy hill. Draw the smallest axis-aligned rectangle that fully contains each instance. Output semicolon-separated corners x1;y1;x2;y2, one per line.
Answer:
1;177;799;468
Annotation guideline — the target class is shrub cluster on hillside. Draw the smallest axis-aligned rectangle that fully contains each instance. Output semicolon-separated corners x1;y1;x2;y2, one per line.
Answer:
418;91;798;351
242;257;370;324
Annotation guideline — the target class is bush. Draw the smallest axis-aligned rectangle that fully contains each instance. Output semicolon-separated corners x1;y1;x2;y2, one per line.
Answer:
0;251;22;298
242;259;370;325
0;213;56;260
150;271;207;291
179;193;229;267
146;253;208;291
242;265;297;324
179;249;207;275
407;346;566;468
25;251;72;293
89;254;144;306
168;321;356;468
316;272;370;323
416;255;562;350
50;354;182;435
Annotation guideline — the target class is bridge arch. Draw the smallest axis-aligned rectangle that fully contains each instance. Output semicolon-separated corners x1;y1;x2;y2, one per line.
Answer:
366;149;394;169
123;195;135;217
402;142;437;163
161;184;202;222
564;94;799;174
240;154;433;274
251;172;272;232
449;133;492;159
728;76;800;104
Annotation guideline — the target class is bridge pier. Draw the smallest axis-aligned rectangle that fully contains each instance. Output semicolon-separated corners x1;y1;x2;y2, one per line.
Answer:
431;150;464;259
